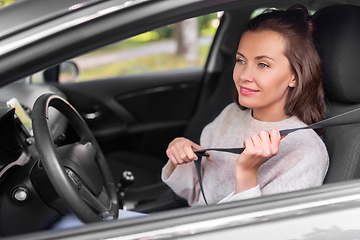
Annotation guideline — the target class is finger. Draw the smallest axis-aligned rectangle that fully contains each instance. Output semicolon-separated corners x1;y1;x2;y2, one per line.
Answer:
183;145;198;161
178;151;192;163
269;129;281;155
259;131;271;145
191;142;204;152
166;137;200;165
173;139;194;162
167;145;188;165
257;131;272;157
167;137;184;149
167;152;181;166
251;133;262;147
243;137;253;148
269;129;281;146
183;140;203;161
173;152;186;165
205;152;213;162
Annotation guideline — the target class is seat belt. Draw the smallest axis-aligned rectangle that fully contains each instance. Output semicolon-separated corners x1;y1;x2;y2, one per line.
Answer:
194;107;360;205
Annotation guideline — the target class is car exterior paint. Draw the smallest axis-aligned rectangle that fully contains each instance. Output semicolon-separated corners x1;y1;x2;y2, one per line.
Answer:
1;0;360;239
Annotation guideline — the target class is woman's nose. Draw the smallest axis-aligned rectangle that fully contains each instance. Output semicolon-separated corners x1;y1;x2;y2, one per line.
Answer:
239;65;254;83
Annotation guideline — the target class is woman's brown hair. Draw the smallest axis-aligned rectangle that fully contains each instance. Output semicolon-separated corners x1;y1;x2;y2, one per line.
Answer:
235;4;326;135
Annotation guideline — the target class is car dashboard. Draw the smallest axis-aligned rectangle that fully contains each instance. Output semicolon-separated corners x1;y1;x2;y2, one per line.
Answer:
0;80;67;134
0;80;68;178
0;80;71;236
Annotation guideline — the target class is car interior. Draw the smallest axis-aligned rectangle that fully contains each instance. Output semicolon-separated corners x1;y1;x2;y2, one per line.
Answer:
1;1;360;238
104;2;360;213
50;5;249;214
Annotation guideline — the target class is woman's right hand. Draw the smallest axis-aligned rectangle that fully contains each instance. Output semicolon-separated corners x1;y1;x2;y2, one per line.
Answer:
166;137;208;166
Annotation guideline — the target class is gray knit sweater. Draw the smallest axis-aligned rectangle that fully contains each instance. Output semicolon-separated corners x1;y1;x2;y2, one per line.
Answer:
161;103;329;206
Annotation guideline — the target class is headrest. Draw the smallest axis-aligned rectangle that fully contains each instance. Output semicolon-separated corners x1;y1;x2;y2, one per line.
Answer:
312;5;360;103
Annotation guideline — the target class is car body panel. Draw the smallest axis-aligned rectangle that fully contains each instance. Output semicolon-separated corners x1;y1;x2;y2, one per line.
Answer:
1;0;360;239
5;181;360;239
0;0;107;39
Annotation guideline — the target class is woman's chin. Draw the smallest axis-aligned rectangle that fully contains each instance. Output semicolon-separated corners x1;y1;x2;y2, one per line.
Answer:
238;98;252;109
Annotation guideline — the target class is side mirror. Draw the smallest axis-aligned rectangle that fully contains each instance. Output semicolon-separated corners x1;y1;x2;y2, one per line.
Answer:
59;61;79;83
30;61;79;83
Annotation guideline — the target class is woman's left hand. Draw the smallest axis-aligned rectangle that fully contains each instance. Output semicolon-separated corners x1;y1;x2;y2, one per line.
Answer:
234;129;281;193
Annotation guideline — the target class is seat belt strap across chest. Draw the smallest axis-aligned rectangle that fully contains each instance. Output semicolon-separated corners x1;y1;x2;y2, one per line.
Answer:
194;107;360;205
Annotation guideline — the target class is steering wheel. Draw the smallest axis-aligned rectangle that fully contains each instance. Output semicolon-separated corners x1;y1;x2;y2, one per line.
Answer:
32;93;119;223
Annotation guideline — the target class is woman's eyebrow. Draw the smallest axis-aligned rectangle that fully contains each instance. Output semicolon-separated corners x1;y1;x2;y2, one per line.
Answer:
236;52;245;58
236;52;274;62
255;55;275;61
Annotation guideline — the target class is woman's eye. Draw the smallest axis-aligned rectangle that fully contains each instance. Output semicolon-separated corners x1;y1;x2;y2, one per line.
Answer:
237;59;245;64
259;63;269;68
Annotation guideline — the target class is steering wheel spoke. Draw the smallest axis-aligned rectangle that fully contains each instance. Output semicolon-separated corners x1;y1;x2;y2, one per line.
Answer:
79;186;113;220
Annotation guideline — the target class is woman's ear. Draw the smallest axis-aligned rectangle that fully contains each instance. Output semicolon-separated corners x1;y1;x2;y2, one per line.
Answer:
288;77;296;88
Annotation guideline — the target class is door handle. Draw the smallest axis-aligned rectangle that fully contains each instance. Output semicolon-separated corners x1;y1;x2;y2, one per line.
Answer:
82;111;101;120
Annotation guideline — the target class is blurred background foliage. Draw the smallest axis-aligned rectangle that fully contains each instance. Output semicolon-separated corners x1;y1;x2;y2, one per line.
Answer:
89;12;220;55
0;0;17;7
74;13;221;81
132;13;219;42
72;13;221;81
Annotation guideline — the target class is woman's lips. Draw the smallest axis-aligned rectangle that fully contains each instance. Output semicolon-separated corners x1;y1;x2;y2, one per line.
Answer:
239;86;259;95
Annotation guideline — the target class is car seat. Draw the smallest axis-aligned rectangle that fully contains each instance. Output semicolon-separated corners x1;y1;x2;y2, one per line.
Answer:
312;4;360;183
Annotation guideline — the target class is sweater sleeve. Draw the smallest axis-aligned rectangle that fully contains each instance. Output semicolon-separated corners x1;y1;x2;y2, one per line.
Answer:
161;123;215;206
218;130;329;204
161;104;234;206
260;144;329;196
161;160;201;206
218;185;261;203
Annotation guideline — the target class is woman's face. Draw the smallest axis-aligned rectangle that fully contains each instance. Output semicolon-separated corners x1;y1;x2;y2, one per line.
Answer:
233;30;295;121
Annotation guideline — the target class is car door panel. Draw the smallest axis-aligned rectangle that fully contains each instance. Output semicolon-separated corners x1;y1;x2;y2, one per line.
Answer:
56;68;203;159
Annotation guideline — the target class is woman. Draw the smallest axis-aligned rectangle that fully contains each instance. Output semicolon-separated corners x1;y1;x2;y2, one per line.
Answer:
162;5;329;206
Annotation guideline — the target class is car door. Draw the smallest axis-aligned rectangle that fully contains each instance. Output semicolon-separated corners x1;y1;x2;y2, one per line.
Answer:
47;13;222;188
